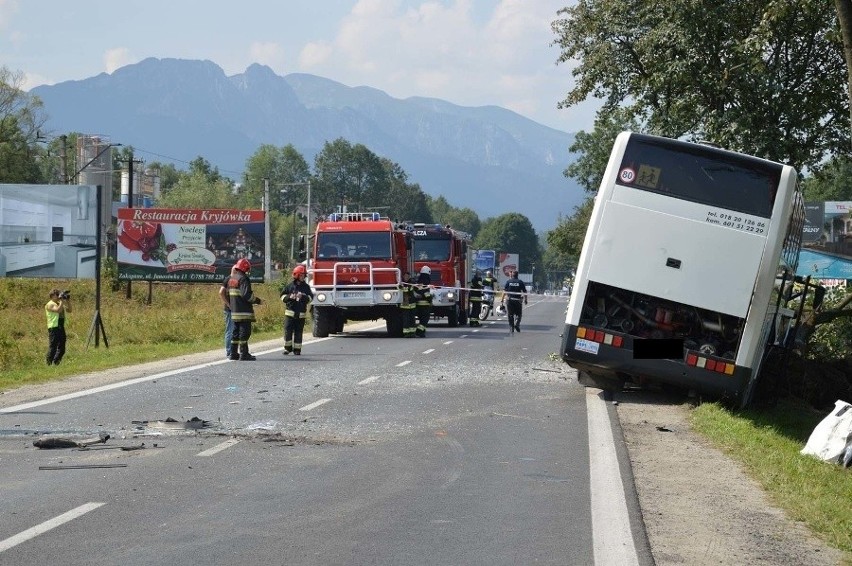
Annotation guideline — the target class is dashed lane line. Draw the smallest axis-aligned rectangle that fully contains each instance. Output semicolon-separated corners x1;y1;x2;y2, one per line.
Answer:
357;375;380;385
0;502;105;553
396;360;412;367
299;398;332;411
422;349;435;354
197;438;241;457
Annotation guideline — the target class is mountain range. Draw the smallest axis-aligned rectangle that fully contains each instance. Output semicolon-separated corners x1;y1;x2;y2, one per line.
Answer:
31;57;583;231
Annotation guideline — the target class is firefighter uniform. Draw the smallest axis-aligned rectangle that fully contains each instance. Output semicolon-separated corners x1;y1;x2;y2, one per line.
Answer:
228;259;262;360
401;274;417;338
414;268;433;337
468;272;483;326
280;265;313;355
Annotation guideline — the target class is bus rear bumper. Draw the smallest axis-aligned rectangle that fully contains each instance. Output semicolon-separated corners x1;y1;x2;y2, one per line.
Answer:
560;324;750;401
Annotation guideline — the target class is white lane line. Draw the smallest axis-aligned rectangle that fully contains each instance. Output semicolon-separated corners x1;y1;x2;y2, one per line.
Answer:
0;502;105;553
396;360;412;367
459;334;469;338
197;438;241;457
422;349;435;354
443;341;453;345
0;334;348;414
357;375;380;385
299;398;331;411
472;329;480;332
586;390;640;566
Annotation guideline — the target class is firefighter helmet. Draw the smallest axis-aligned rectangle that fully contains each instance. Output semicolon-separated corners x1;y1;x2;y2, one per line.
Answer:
234;258;251;273
496;303;507;316
293;264;307;278
420;265;431;275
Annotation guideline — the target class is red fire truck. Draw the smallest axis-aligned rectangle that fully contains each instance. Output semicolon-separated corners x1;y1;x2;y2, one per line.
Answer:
308;212;413;337
408;223;472;327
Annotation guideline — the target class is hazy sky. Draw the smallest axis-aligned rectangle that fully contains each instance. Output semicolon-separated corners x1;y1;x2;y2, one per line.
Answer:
0;0;598;133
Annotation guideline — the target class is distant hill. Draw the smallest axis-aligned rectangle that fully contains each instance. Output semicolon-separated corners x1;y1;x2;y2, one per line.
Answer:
31;57;584;231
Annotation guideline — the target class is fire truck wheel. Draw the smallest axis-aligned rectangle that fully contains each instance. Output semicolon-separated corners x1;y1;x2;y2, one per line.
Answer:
312;308;331;338
385;312;404;337
447;306;459;327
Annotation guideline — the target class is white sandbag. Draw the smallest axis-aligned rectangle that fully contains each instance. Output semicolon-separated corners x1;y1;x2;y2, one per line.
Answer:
801;400;852;463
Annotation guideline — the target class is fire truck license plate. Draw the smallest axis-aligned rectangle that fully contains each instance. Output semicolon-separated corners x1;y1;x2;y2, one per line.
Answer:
342;291;366;298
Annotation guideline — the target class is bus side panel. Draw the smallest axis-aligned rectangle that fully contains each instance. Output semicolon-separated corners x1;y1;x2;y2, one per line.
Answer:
586;201;766;317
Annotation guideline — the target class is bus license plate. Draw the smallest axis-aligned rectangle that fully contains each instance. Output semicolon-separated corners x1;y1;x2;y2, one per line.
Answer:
574;338;600;355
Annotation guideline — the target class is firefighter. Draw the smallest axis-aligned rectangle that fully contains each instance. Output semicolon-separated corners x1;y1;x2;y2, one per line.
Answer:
503;269;528;333
401;272;417;338
468;270;483;326
227;258;262;360
280;264;313;355
413;265;433;337
482;269;497;307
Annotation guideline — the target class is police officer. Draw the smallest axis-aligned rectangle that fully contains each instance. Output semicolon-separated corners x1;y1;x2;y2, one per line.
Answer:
227;258;262;360
503;269;528;333
280;264;313;355
413;265;433;337
401;272;417;338
468;270;483;327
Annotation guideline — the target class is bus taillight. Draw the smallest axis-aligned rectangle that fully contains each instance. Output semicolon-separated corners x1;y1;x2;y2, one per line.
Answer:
686;352;735;375
577;326;623;348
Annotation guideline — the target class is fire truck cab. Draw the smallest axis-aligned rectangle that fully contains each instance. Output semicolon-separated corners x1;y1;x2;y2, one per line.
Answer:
408;223;471;327
309;212;413;337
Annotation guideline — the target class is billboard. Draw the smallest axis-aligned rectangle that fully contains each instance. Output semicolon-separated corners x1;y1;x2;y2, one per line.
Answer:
1;184;99;279
473;249;496;273
797;201;852;280
117;208;266;282
496;252;519;289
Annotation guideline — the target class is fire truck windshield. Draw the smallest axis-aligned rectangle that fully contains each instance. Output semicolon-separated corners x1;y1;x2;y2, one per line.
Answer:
412;238;451;261
317;232;392;259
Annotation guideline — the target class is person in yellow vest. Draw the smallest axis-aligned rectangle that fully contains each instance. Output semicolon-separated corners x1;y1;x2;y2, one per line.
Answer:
45;289;72;365
413;266;433;337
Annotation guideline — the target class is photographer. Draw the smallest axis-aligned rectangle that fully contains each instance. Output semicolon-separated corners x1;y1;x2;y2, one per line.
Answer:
279;264;313;355
45;289;72;365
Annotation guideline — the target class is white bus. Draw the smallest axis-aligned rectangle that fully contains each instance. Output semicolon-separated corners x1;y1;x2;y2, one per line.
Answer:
560;132;805;406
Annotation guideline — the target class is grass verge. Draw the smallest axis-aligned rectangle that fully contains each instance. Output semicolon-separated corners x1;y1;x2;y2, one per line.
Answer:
692;400;852;560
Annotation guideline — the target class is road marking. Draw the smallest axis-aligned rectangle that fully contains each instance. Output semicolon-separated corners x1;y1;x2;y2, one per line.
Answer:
472;329;480;332
357;375;380;385
197;438;241;457
422;349;435;354
443;341;453;345
299;398;331;411
396;360;411;367
0;502;105;553
586;390;640;566
0;334;346;414
459;334;469;338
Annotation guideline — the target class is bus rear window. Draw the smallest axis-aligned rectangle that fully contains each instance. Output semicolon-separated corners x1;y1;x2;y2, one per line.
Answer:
619;135;783;218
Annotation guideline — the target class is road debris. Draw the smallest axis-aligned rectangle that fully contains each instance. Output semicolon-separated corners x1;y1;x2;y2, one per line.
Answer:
33;432;110;449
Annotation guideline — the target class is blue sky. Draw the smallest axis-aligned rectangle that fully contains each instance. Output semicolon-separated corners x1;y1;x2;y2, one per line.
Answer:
0;0;598;133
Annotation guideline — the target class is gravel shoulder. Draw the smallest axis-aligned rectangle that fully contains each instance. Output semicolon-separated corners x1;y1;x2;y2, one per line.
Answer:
2;341;847;565
615;387;848;566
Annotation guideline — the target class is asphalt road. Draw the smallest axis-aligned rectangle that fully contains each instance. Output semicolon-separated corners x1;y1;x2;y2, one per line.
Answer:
0;298;652;565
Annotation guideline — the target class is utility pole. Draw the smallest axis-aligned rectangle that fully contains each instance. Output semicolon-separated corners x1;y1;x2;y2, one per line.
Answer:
263;178;271;282
122;153;143;299
60;135;68;184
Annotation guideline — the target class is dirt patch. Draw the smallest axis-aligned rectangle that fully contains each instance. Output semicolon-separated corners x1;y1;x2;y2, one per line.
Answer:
615;388;848;565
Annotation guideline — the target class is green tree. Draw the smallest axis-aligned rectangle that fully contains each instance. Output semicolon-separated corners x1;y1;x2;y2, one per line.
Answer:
443;207;481;238
553;0;847;170
427;195;454;224
313;138;387;215
566;108;639;194
0;67;47;183
546;198;594;266
243;143;311;211
801;156;852;201
474;213;541;274
156;170;236;209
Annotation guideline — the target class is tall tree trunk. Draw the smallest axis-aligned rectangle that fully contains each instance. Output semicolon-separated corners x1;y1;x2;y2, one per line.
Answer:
836;0;852;147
